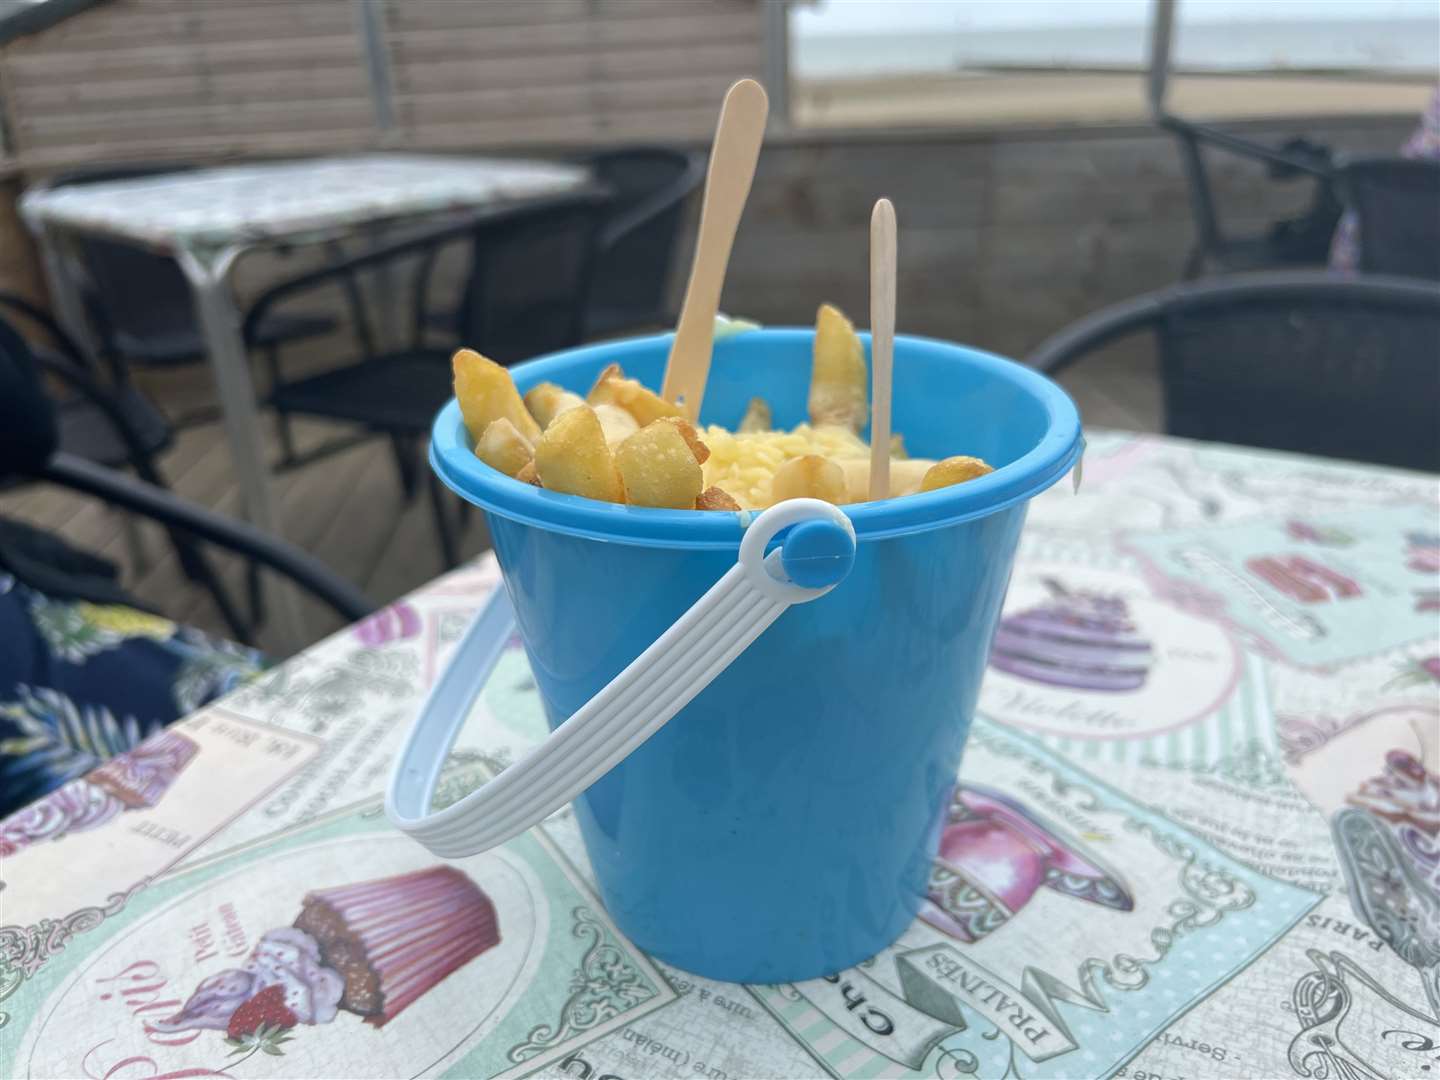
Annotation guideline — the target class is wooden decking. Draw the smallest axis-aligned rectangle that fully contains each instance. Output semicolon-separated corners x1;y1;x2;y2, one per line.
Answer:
0;344;1158;657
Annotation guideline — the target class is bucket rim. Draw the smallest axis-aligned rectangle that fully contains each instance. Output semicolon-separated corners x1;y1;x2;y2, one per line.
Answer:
430;329;1082;549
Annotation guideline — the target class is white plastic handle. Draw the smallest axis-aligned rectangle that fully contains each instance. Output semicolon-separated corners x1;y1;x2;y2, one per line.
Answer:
386;499;856;858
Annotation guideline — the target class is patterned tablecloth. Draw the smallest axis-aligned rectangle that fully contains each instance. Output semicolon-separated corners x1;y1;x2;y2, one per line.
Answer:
19;154;588;258
1;431;1436;1080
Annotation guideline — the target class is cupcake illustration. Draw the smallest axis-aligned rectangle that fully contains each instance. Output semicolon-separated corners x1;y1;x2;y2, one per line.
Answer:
922;784;1134;943
1346;749;1440;840
0;730;198;858
154;867;499;1059
989;579;1153;692
1332;751;1440;1019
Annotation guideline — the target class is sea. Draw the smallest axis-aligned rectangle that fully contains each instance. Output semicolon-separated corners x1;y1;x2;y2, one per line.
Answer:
793;18;1440;79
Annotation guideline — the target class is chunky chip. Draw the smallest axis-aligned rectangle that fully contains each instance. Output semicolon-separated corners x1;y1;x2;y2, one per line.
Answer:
738;396;772;433
474;417;534;478
453;349;542;445
587;363;623;398
593;403;641;447
808;303;868;432
654;416;710;464
696;486;741;511
524;381;585;430
770;453;847;505
920;455;994;492
615;420;705;509
837;457;934;502
533;405;625;502
589;363;686;426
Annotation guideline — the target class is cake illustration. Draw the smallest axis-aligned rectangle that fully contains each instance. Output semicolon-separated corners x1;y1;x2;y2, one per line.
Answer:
0;730;198;858
89;729;200;807
922;784;1135;943
352;600;421;647
1246;554;1361;604
154;867;499;1056
1406;532;1440;574
1285;520;1356;547
988;579;1153;691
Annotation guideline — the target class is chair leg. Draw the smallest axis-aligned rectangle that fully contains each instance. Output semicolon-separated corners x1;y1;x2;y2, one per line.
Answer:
274;411;298;467
118;510;150;576
390;435;419;500
118;443;254;643
427;469;461;569
158;529;254;645
202;558;256;647
1182;245;1206;281
124;448;203;586
246;559;265;633
264;343;299;467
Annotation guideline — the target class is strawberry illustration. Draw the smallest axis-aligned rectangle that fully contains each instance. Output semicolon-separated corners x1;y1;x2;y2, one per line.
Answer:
224;985;297;1058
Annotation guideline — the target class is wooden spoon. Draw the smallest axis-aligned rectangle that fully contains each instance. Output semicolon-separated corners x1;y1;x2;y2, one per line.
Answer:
868;197;897;501
660;77;769;420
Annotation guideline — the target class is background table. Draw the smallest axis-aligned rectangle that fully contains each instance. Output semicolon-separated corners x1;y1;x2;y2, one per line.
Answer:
0;431;1435;1079
20;154;589;647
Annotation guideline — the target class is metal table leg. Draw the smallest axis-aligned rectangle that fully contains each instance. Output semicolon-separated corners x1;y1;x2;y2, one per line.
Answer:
177;245;308;653
22;218;100;362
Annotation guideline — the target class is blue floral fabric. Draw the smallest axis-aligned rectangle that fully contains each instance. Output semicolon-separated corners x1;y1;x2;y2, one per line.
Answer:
0;572;265;820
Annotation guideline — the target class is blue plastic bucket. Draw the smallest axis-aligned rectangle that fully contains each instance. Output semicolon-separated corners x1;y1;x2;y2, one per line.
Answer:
429;329;1081;982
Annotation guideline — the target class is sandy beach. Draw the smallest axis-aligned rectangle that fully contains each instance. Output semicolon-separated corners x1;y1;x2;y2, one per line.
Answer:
794;71;1433;131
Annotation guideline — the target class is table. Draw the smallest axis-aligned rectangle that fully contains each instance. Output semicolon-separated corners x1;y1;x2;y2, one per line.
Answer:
20;154;589;648
0;431;1436;1080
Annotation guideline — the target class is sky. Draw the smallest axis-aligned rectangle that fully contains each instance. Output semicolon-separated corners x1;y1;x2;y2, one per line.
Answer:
793;0;1440;34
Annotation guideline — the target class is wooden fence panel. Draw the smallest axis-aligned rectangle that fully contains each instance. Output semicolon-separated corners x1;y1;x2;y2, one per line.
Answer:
384;0;763;148
0;0;765;172
0;0;374;172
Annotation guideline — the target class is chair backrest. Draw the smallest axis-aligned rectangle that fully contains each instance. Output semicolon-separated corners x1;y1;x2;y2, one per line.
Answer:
0;311;60;479
1158;114;1338;275
1027;273;1440;472
454;188;612;365
49;163;199;348
1338;157;1440;281
583;147;704;330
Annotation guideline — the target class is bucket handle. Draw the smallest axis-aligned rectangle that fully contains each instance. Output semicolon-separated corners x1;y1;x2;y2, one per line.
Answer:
386;499;856;858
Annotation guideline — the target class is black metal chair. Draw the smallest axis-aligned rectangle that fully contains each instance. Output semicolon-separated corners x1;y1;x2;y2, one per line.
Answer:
36;454;371;627
1336;157;1440;281
581;147;704;338
246;187;612;567
1026;272;1440;472
413;150;699;345
0;294;274;642
0;309;371;636
0;292;171;479
49;163;337;422
1158;115;1341;279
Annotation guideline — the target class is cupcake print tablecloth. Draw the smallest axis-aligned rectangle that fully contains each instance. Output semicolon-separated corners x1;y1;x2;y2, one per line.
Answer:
0;431;1435;1080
